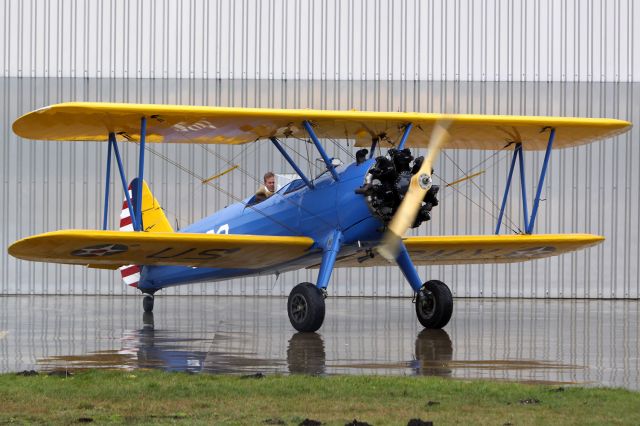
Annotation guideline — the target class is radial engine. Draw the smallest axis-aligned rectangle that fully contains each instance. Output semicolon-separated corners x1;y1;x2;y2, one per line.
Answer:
356;148;440;228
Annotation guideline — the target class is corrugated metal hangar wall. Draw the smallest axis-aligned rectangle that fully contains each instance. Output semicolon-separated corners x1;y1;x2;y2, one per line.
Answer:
2;0;639;81
1;1;639;298
3;79;639;298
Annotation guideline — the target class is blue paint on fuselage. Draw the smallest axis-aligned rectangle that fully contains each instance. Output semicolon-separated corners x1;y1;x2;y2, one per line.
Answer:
138;158;384;292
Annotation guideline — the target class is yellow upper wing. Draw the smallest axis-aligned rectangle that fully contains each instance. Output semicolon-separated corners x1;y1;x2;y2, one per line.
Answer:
8;230;315;269
13;102;631;151
333;234;604;267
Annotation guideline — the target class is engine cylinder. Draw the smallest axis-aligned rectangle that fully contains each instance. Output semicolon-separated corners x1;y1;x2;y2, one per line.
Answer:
357;148;439;228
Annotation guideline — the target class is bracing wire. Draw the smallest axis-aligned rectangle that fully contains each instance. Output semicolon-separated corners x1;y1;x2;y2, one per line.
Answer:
432;171;521;234
304;138;314;179
328;137;357;160
290;137;326;174
415;126;521;233
140;143;302;235
440;150;521;233
144;135;337;231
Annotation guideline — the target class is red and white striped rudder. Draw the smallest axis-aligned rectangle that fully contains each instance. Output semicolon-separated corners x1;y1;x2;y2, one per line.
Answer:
119;184;140;287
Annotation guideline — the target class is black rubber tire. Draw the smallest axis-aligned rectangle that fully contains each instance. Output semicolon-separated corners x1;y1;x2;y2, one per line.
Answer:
415;280;453;329
287;282;326;332
143;294;154;313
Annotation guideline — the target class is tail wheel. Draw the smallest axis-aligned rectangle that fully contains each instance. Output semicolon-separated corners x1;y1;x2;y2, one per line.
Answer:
415;280;453;329
143;294;154;313
287;283;326;332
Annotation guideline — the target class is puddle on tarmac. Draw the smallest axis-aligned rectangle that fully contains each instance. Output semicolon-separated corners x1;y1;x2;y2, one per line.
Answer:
2;296;638;389
38;311;583;385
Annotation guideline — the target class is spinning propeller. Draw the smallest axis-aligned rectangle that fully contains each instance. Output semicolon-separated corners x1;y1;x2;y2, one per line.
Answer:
377;120;452;261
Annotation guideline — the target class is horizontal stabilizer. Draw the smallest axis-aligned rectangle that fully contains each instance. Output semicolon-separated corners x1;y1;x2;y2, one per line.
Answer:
9;230;315;269
333;234;604;267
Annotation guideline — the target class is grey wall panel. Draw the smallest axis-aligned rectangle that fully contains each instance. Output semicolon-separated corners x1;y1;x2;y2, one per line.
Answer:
1;78;638;298
1;0;639;81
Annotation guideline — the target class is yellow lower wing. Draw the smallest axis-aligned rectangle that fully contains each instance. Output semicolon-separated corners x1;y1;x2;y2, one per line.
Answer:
9;230;314;269
335;234;604;267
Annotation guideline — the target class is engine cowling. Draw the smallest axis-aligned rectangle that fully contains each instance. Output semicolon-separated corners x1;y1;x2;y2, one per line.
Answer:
355;148;439;228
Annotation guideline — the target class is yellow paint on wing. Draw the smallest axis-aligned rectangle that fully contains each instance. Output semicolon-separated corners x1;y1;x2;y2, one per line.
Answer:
12;102;632;151
8;230;315;269
333;234;604;267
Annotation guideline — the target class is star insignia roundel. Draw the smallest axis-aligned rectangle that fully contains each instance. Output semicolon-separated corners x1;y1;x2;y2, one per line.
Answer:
71;244;129;257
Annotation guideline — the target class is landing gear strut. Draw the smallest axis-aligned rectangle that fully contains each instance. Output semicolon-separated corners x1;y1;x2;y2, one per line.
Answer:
394;242;454;329
415;280;453;329
287;283;326;332
143;294;154;313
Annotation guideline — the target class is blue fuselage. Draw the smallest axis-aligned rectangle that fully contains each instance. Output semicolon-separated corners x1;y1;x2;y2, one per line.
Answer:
139;158;384;291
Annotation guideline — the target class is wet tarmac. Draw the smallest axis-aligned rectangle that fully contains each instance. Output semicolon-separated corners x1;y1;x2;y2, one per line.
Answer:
0;296;638;389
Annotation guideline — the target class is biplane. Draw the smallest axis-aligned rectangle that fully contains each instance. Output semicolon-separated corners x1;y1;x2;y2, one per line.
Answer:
8;103;631;332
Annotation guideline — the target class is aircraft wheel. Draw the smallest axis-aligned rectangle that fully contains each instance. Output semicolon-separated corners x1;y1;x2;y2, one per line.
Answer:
415;280;453;329
143;294;154;313
287;283;325;332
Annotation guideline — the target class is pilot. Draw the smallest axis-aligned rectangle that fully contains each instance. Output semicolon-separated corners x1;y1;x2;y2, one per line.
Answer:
254;172;276;203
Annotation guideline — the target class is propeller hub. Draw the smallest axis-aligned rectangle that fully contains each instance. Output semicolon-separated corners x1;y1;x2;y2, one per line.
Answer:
419;174;432;190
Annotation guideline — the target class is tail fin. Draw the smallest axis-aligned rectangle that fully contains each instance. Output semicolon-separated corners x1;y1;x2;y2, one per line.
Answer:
119;179;173;287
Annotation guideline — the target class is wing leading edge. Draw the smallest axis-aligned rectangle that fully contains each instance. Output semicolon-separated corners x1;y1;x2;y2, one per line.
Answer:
333;234;604;267
8;230;315;269
13;102;631;151
10;231;604;269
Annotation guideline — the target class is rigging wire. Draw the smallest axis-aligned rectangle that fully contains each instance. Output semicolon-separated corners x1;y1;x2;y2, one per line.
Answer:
415;126;521;233
219;139;335;229
432;171;521;234
199;142;260;184
140;143;302;235
290;137;326;174
147;134;336;230
140;127;523;235
328;137;356;160
443;148;522;233
465;146;510;175
304;137;314;179
440;149;520;232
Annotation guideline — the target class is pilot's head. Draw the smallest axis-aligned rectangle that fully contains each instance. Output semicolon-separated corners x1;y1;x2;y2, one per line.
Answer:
264;172;276;193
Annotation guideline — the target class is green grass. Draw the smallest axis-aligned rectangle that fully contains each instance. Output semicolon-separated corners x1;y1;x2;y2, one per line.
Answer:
0;371;638;425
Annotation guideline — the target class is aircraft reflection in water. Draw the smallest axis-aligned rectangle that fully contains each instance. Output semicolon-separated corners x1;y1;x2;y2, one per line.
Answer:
124;313;208;373
53;313;285;374
12;297;634;388
412;329;453;377
287;333;326;375
39;314;453;377
287;329;453;377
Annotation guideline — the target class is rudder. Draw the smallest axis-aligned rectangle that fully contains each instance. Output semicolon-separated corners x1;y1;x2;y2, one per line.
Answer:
119;179;173;287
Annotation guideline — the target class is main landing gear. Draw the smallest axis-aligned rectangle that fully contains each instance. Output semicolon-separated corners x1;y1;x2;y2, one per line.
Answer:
284;232;454;332
285;278;453;332
142;293;154;313
415;280;453;329
287;283;326;332
396;242;454;330
286;229;340;332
